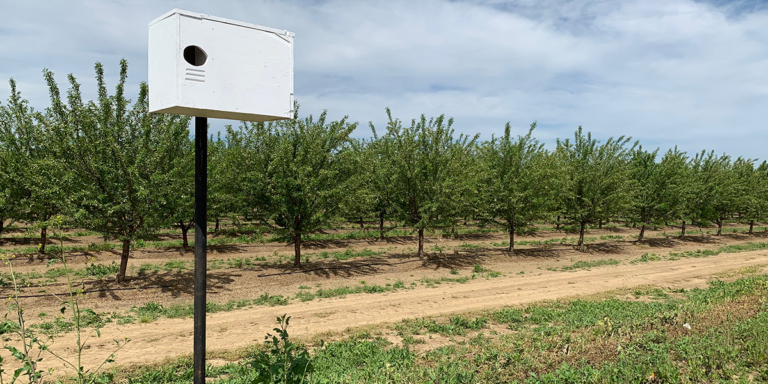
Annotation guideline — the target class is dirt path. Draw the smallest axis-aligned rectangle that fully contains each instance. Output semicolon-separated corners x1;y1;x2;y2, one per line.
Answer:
24;248;768;374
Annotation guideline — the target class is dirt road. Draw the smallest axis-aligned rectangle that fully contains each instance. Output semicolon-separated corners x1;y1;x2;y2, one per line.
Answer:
30;247;768;373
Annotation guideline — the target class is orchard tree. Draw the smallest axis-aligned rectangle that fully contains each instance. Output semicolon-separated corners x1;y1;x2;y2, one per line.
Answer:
0;85;21;236
734;157;766;235
160;136;195;249
373;109;478;257
339;138;377;231
44;60;190;282
236;106;357;268
208;132;242;233
690;151;737;236
364;131;398;240
480;122;557;253
627;146;686;242
0;79;68;252
556;127;633;249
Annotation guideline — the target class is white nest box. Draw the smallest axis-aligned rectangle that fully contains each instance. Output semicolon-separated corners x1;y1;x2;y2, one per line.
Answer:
148;9;294;122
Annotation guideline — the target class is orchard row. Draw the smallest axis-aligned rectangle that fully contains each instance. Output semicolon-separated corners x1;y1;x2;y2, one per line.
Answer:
1;61;765;282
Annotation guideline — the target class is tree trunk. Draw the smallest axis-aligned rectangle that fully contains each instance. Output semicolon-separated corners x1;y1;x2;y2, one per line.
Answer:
749;220;754;235
39;227;47;254
598;219;603;229
293;233;302;268
417;228;424;257
0;219;4;236
379;211;385;240
681;220;686;237
716;219;722;236
556;215;561;231
632;222;636;228
181;221;190;249
360;216;364;230
508;224;515;254
638;223;646;243
578;222;586;250
215;217;220;233
118;239;130;283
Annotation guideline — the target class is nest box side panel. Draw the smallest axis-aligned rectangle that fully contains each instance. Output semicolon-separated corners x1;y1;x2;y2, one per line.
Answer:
148;14;180;114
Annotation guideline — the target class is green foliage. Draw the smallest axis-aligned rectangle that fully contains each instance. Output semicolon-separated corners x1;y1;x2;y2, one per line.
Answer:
231;104;357;268
688;150;745;235
556;127;633;248
479;122;557;251
371;108;478;256
627;146;687;241
246;315;313;384
557;259;621;271
43;60;190;281
0;78;67;251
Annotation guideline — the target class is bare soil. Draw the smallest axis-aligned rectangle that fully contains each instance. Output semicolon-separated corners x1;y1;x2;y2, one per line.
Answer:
1;223;766;374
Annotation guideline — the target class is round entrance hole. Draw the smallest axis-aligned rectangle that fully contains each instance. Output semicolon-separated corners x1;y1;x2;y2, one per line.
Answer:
183;45;207;66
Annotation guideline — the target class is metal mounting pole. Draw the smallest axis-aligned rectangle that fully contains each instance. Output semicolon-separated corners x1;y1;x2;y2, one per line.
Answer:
193;116;208;384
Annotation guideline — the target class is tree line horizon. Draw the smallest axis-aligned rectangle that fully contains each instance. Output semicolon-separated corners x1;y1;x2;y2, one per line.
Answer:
2;61;766;283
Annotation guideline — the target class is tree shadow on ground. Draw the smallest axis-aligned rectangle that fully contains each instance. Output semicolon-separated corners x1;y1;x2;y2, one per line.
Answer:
600;227;627;233
452;233;500;241
0;236;78;246
583;242;625;254
421;252;494;270
677;236;720;244
504;247;561;259
638;237;677;248
20;250;103;264
263;256;396;279
85;270;238;300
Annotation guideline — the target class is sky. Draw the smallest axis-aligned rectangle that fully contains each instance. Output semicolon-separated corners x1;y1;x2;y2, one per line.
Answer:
1;0;767;159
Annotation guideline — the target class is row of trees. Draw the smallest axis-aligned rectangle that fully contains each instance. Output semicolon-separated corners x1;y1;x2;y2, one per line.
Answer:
2;62;767;282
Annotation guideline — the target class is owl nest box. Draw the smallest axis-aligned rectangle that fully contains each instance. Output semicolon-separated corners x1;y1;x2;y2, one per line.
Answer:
148;9;294;122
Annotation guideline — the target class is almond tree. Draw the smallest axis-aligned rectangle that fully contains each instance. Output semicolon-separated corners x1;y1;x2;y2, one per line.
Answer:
338;138;378;231
161;136;195;249
0;85;22;236
0;79;68;251
373;109;478;257
556;127;633;249
741;161;768;234
627;146;687;242
235;106;357;268
479;122;557;253
732;157;765;235
690;151;738;236
44;60;190;282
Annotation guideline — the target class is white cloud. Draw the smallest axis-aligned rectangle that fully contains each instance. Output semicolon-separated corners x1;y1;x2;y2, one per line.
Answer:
0;0;766;159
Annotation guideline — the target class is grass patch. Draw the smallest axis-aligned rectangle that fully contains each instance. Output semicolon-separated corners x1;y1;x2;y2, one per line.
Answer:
558;259;620;271
117;274;768;383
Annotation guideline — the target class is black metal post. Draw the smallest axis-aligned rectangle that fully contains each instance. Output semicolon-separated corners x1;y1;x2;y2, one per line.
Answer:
193;116;208;384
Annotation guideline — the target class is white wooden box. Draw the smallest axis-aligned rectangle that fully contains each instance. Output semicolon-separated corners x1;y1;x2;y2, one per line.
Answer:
148;9;294;122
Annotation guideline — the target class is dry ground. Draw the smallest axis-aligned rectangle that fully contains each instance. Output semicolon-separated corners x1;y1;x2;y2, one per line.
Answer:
1;222;766;375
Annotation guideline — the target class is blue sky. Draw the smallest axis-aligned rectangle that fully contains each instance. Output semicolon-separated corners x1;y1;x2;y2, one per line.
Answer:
1;0;767;159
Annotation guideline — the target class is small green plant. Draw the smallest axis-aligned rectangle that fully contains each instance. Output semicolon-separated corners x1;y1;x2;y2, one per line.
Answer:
0;253;50;383
40;218;129;383
246;314;314;383
81;262;120;278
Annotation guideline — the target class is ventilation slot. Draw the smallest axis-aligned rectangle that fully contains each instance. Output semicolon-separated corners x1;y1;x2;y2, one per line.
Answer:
185;68;205;83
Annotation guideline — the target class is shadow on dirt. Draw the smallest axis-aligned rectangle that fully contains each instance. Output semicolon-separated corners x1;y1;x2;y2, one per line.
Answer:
85;270;238;300
0;236;81;247
638;237;677;248
677;235;720;244
583;242;625;254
